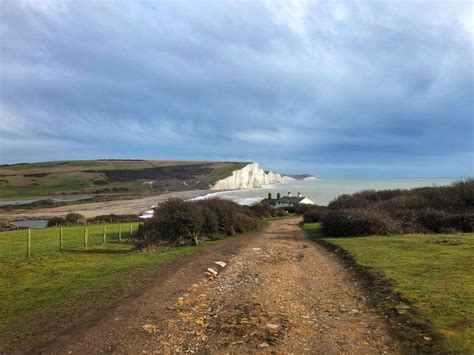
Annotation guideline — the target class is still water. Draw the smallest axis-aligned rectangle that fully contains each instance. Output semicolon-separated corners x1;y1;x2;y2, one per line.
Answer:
196;178;460;206
0;195;94;206
11;220;48;228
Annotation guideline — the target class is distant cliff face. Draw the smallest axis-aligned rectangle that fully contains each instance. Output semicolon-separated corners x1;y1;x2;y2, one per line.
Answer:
211;163;282;190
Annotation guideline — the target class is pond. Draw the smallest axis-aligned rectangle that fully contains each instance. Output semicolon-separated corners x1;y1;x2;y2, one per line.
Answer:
0;195;94;206
11;220;48;228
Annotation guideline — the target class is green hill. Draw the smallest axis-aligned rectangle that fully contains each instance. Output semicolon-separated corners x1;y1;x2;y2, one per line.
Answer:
0;160;248;198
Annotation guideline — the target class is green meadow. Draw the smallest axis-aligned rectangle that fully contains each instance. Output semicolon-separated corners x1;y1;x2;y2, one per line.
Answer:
304;223;474;353
0;223;205;352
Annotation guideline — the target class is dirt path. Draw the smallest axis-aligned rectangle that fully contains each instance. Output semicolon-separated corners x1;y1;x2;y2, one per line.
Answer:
41;218;399;354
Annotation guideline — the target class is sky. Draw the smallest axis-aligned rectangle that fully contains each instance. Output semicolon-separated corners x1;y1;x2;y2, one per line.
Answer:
0;0;473;178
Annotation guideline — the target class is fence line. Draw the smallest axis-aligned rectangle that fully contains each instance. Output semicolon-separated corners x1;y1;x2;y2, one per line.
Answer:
14;222;142;258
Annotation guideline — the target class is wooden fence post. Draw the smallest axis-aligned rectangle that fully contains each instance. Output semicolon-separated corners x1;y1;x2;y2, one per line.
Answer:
130;223;133;237
27;228;31;257
84;226;88;247
103;225;106;243
118;224;122;242
60;226;63;251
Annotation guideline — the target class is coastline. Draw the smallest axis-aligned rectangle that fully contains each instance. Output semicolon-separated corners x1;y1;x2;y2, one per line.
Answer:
2;190;207;221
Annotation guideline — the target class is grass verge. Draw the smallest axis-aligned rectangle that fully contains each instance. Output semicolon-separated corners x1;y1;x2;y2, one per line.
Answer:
303;223;474;354
0;232;214;352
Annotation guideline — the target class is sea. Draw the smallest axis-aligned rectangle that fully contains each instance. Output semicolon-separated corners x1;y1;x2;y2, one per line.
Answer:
194;178;461;206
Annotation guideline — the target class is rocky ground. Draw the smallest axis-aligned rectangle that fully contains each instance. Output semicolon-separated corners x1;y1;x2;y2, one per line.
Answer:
40;218;399;354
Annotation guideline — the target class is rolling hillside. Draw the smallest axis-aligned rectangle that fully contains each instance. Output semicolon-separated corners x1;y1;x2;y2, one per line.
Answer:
0;160;249;198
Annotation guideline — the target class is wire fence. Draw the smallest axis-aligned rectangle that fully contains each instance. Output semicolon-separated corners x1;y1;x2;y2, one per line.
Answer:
0;222;142;258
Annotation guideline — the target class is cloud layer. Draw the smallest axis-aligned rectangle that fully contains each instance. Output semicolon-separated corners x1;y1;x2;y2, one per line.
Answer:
1;0;473;177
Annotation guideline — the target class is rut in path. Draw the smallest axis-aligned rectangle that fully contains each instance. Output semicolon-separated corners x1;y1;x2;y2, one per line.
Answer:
42;218;399;354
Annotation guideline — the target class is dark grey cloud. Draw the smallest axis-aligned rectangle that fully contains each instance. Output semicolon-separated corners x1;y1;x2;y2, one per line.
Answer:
0;0;473;177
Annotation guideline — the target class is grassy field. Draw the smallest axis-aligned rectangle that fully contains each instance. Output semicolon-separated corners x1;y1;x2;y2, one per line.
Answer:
0;160;248;198
304;223;474;353
0;223;210;352
0;222;140;258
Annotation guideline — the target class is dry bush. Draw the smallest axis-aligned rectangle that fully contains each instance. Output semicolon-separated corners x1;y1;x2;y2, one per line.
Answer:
328;189;405;210
198;199;253;236
323;179;474;236
234;212;258;233
321;208;401;237
138;198;260;247
250;202;274;218
87;214;138;223
415;209;474;233
139;198;204;246
47;216;66;227
64;212;86;225
200;205;220;236
272;208;287;217
452;179;474;207
303;205;327;223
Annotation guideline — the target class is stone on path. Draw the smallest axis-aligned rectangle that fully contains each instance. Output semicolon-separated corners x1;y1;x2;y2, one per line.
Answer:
207;268;218;276
214;261;227;268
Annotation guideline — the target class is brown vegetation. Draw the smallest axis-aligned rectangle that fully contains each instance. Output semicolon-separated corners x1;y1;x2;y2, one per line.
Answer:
316;179;474;237
137;198;286;247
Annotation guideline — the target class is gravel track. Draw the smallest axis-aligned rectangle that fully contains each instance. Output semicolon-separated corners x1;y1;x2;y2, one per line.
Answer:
41;217;399;354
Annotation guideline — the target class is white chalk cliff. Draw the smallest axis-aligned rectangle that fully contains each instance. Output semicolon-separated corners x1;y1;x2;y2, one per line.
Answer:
211;163;282;190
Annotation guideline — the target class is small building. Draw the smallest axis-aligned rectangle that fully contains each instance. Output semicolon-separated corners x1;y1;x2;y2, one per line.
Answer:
261;192;314;208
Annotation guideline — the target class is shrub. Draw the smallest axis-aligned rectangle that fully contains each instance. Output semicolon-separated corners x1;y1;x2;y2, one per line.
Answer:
452;179;474;207
321;209;401;237
47;216;66;227
200;205;220;236
414;186;466;212
272;208;287;217
303;205;327;223
198;199;255;236
323;179;474;236
416;209;474;233
377;194;430;212
0;221;18;231
328;194;372;210
234;212;258;233
64;212;86;225
328;189;405;210
87;214;138;223
250;203;274;218
137;198;260;247
139;198;204;246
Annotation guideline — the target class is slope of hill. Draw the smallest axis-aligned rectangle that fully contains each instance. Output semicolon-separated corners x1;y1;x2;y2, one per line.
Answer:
0;160;249;198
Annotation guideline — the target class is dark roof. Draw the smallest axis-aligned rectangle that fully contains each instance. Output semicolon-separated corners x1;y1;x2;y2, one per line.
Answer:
261;196;305;206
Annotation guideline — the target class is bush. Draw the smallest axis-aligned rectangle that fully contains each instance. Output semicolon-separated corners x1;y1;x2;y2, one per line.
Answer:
137;198;260;247
47;216;66;227
200;205;220;236
452;179;474;207
250;203;274;218
328;189;405;210
0;221;19;231
87;214;138;223
303;205;327;223
234;212;258;233
64;213;86;225
416;209;474;233
139;199;204;246
321;209;401;237
272;208;287;217
198;199;257;236
322;179;474;236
